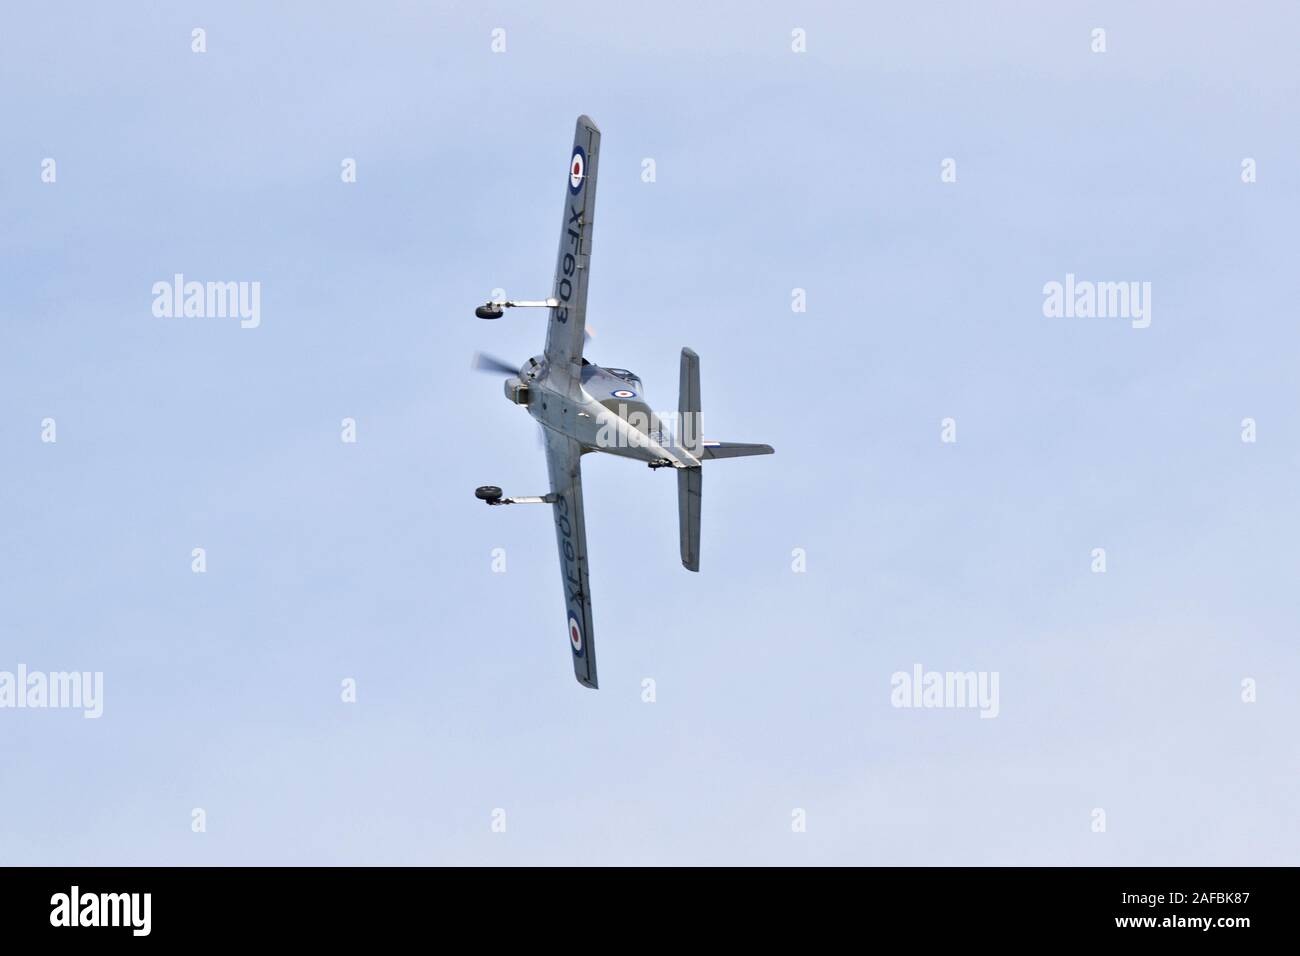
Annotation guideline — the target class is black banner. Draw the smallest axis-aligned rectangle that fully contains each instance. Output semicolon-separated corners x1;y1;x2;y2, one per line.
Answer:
0;866;1283;942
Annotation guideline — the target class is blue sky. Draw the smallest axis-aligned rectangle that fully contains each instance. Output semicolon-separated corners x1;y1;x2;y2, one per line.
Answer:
2;2;1297;864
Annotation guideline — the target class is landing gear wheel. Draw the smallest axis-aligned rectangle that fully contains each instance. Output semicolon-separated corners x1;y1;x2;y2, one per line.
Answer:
475;485;504;502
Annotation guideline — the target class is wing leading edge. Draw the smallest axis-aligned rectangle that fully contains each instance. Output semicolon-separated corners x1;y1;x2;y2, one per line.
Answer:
543;429;598;689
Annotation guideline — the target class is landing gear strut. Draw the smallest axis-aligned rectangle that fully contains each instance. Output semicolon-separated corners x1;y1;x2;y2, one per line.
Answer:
475;486;555;506
474;298;559;320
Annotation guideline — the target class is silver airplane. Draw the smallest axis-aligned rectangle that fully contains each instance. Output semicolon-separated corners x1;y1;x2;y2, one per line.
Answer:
472;115;773;689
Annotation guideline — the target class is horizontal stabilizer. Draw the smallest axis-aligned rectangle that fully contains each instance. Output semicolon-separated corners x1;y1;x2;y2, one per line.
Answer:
679;347;701;457
678;467;702;572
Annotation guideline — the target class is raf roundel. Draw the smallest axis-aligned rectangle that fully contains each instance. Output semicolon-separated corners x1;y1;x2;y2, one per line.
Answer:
567;613;584;655
569;146;586;194
611;388;636;399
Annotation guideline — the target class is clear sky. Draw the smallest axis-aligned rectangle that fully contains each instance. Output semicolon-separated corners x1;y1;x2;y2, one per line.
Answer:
2;2;1297;865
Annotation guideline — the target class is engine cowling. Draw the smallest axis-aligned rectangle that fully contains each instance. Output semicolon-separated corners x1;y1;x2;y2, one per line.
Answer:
504;377;530;405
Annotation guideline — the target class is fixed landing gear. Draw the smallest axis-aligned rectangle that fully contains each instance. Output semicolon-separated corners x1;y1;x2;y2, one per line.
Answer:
474;298;559;320
475;486;555;506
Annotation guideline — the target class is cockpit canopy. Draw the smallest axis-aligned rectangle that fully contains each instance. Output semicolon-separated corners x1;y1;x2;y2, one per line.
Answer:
580;362;642;390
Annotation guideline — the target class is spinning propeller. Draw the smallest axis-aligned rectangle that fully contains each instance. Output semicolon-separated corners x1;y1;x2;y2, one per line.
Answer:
470;352;518;375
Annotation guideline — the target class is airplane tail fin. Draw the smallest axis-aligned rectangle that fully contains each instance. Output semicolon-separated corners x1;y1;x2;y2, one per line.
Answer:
697;441;775;460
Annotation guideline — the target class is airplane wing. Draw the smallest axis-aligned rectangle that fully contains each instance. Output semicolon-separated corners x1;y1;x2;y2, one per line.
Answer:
543;428;598;688
543;115;601;389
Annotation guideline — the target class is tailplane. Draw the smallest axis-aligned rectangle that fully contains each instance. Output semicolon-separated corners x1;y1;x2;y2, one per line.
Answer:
678;348;703;571
677;467;702;572
674;348;773;572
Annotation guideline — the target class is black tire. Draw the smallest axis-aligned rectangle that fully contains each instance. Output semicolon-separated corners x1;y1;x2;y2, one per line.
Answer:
475;306;504;320
475;485;503;501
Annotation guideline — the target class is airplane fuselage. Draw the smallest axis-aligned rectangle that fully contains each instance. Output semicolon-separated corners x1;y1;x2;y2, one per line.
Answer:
509;355;697;467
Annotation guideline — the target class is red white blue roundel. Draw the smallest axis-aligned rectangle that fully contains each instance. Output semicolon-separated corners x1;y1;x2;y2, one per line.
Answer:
568;613;584;654
569;146;586;194
611;388;636;399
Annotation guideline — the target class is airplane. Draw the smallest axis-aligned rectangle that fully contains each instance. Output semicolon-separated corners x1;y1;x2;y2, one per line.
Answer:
471;115;773;689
